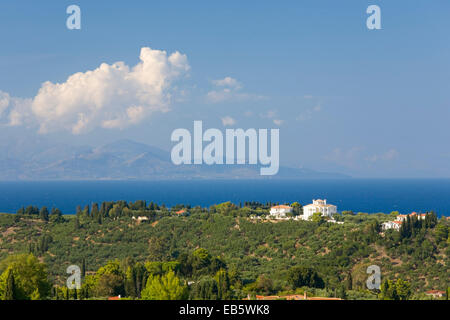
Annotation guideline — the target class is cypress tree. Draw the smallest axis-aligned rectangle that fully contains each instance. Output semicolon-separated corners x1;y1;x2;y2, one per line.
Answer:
81;258;86;278
5;269;16;300
346;273;353;290
91;203;99;220
39;206;49;221
74;217;80;230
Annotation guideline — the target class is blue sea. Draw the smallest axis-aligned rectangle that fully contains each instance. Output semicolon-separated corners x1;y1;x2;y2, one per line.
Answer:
0;179;449;217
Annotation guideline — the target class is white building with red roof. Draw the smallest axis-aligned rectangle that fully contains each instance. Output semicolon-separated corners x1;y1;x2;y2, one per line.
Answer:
383;212;428;231
397;212;427;222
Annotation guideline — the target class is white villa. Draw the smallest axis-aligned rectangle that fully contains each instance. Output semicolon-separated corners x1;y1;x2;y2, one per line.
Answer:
302;199;337;220
381;220;402;231
269;205;293;219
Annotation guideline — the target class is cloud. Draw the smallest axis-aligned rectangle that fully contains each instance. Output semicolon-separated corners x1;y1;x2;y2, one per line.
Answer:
0;91;10;115
260;110;277;119
212;76;241;89
3;47;190;134
297;103;322;121
273;119;283;126
366;149;399;162
206;76;265;103
221;116;236;126
258;110;283;126
0;90;33;127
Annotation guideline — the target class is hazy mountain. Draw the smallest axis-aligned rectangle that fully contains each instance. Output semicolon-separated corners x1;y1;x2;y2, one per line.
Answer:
0;138;349;180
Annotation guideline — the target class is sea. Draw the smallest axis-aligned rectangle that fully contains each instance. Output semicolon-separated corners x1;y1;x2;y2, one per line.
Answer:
0;179;449;217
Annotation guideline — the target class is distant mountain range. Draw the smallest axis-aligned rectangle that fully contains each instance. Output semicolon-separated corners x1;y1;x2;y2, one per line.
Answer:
0;138;350;180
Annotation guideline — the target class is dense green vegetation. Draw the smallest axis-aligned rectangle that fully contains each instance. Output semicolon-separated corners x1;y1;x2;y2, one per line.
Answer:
0;200;448;300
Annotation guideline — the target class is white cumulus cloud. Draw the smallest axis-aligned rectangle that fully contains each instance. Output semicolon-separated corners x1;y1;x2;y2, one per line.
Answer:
206;76;265;104
0;90;33;127
221;116;236;126
212;76;242;89
3;47;190;134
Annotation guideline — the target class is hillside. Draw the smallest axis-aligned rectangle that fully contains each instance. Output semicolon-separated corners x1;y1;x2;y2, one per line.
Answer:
0;202;448;300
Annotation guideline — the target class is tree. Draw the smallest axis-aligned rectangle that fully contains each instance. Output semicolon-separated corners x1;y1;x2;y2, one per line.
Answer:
287;266;324;289
395;279;411;300
3;268;16;300
0;254;51;300
338;285;347;300
346;273;353;290
215;269;231;299
380;279;397;300
39;207;49;222
94;260;125;297
190;277;218;300
435;223;448;244
83;205;90;218
379;278;411;300
254;274;274;295
50;208;64;223
291;202;303;216
148;237;169;261
81;258;86;278
141;270;187;300
125;262;148;298
310;211;325;223
74;217;80;230
91;203;99;220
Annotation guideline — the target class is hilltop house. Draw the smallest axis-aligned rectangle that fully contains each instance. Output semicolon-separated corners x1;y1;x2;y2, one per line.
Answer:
302;199;337;220
425;290;446;299
382;212;429;231
381;220;402;231
396;212;427;222
132;216;149;224
269;205;292;219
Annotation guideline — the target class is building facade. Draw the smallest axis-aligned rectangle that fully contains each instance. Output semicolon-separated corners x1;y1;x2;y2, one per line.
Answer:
302;199;337;220
269;205;293;219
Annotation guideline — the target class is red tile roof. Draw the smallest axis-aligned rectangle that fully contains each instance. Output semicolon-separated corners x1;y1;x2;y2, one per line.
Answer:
425;290;445;294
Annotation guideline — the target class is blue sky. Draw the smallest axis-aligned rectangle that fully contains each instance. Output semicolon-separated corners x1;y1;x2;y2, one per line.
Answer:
0;0;449;177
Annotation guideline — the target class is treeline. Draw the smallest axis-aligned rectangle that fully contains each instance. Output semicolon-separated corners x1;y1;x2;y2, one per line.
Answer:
16;206;64;222
398;212;438;240
0;249;334;300
0;249;238;300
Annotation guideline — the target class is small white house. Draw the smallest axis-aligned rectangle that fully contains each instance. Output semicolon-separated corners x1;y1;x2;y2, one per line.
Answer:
382;220;402;231
302;199;337;220
269;205;292;219
132;216;149;223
